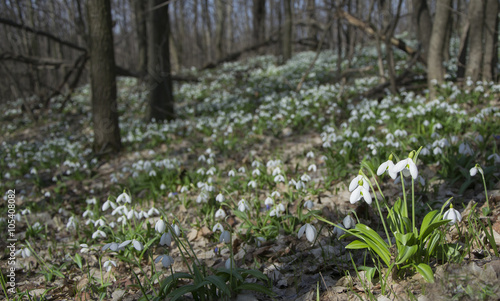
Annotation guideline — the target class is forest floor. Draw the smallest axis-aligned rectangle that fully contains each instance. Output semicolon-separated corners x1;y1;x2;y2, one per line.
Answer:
1;51;500;301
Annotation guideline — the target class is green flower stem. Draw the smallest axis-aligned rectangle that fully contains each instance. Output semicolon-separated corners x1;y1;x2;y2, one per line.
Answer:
480;171;490;211
400;172;408;219
412;178;415;231
361;171;392;247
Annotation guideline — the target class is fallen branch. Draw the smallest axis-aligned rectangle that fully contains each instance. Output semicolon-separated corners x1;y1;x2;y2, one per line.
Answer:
0;52;74;68
336;10;424;64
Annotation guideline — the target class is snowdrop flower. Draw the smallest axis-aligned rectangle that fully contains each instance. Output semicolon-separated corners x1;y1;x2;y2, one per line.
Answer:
160;232;172;247
102;199;116;211
271;191;281;198
469;164;483;176
274;175;285;183
215;208;226;220
155;219;166;233
160;184;166;190
298;223;317;243
308;164;317;172
225;258;236;269
248;180;257;188
306;151;315;158
350;176;372;205
295;180;306;190
238;167;246;173
487;153;500;164
44;191;51;197
459;143;473;156
148;207;159;216
196;191;209;203
349;175;369;192
443;205;462;225
304;200;314;210
238;199;249;212
92;229;106;239
300;174;311;182
333;224;345;237
86;198;97;205
264;197;274;209
149;170;157;177
21;209;31;215
212;223;224;232
94;219;106;227
343;215;356;229
16;247;31;258
228;170;235;177
433;147;442;155
155;254;174;268
119;239;144;251
216;193;225;203
103;260;117;272
272;167;281;176
66;216;77;230
270;203;285;217
220;230;231;243
81;244;91;253
393;152;418;179
252;169;261;176
377;155;397;179
116;192;131;204
82;209;94;218
170;223;181;237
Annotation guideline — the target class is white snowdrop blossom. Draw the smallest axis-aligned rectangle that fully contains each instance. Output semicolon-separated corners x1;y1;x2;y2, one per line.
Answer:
248;180;257;188
228;170;236;177
298;223;317;243
300;174;311;182
92;229;106;239
215;208;226;220
116;192;131;204
349;175;368;192
306;151;315;158
271;191;281;198
443;205;462;225
350;185;372;205
103;260;117;272
270;203;285;217
102;199;116;211
393;155;418;180
308;164;317;172
160;232;172;247
155;254;174;268
155;219;166;233
66;216;77;230
86;198;97;205
252;169;261;176
272;167;281;176
469;164;483;177
343;215;356;229
220;230;231;243
458;143;474;156
212;223;224;232
264;197;274;209
216;193;225;203
94;219;105;227
377;157;397;179
274;175;285;183
237;199;249;212
303;200;314;210
238;167;246;173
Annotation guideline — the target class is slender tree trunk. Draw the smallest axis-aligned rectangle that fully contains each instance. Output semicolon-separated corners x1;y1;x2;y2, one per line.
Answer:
428;0;452;97
253;0;266;45
214;0;225;61
412;0;432;61
88;0;121;153
147;0;175;121
306;0;317;45
465;0;485;82
226;0;233;53
132;0;147;76
482;0;499;81
202;0;212;62
283;0;292;62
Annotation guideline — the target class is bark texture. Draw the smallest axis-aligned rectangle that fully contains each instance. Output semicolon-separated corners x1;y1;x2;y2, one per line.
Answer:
88;0;121;153
283;0;292;62
147;0;175;121
465;0;485;82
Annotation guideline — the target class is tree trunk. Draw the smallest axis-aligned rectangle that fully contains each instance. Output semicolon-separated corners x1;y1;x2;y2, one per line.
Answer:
412;0;432;61
132;0;147;76
202;0;212;62
283;0;292;62
465;0;485;82
214;0;225;61
253;0;266;45
147;0;175;121
427;0;452;96
482;0;499;81
226;0;233;53
88;0;121;153
306;0;317;45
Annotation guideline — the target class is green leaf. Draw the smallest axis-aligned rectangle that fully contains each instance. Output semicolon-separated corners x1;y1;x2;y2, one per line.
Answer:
167;284;198;301
395;245;418;265
205;275;230;297
237;283;275;296
419;210;449;241
415;263;434;283
346;240;369;249
395;232;415;246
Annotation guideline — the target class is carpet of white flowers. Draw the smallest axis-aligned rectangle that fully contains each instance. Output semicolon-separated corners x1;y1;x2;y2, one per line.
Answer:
1;49;500;300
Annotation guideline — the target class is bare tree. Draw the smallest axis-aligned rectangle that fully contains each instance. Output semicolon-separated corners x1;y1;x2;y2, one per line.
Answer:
427;0;452;96
283;0;293;62
465;0;485;82
147;0;175;121
214;0;225;61
482;0;499;81
132;0;147;76
412;0;432;62
88;0;122;153
253;0;266;45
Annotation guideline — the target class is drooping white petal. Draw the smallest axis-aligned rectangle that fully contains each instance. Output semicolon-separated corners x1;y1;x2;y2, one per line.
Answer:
343;215;356;229
360;186;372;204
132;240;144;251
298;224;306;239
408;160;418;179
350;187;362;204
349;175;362;192
305;224;317;243
470;167;478;176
